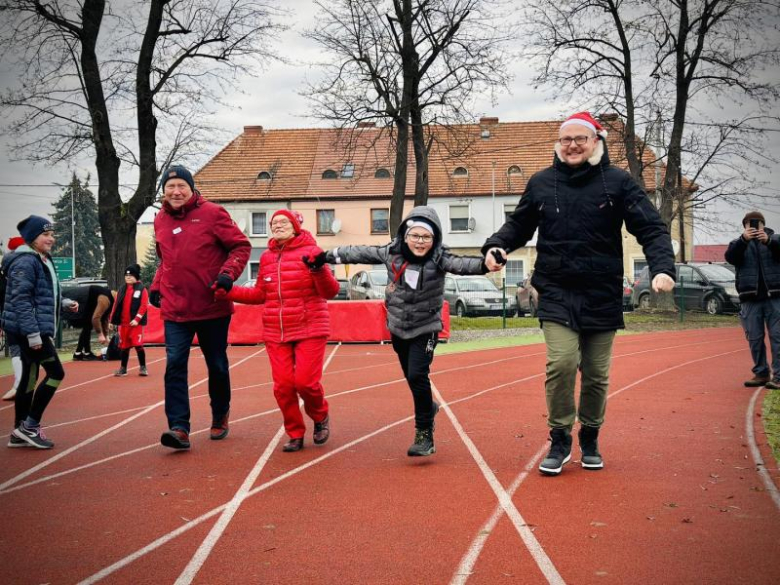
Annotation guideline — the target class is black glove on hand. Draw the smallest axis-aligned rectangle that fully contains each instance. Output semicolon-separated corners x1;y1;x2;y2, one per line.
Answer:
149;290;161;308
302;252;327;271
491;249;507;266
213;273;233;293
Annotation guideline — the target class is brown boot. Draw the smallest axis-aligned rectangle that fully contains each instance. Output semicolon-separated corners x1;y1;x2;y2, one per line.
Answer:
313;415;330;445
744;375;770;387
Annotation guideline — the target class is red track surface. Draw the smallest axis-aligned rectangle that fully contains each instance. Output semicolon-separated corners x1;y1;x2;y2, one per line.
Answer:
0;328;778;584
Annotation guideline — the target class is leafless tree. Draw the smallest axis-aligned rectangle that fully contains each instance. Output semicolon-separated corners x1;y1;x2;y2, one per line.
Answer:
305;0;514;233
0;0;284;286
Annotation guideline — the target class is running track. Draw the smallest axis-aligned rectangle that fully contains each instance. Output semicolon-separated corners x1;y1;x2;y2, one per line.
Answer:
0;328;778;584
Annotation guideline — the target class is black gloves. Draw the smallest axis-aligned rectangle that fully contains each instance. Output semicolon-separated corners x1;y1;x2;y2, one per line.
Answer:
212;273;234;293
149;290;161;308
302;252;327;271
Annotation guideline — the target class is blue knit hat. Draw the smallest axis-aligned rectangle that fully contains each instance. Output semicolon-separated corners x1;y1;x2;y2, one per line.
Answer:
17;215;54;244
160;165;195;191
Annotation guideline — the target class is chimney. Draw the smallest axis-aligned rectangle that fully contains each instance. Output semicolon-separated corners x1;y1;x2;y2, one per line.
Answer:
479;116;499;125
244;125;264;135
598;113;619;122
357;121;377;128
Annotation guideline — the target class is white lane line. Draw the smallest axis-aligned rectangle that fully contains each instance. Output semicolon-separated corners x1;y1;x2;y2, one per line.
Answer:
746;387;780;511
0;348;266;492
46;407;149;429
174;344;342;585
432;382;565;585
77;339;731;584
450;348;745;583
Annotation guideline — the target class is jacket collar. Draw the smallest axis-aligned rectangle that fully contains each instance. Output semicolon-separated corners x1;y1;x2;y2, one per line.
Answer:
268;229;317;252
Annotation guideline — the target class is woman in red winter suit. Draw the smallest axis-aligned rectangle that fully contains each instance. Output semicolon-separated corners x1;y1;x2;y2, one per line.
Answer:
224;210;340;452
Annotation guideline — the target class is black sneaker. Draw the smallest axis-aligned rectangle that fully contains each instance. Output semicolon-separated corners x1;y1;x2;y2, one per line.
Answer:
114;367;128;377
72;353;84;361
407;428;435;457
7;434;32;448
766;379;780;390
12;423;54;449
539;428;572;475
578;425;604;470
282;437;304;452
160;428;190;450
313;415;330;445
82;352;99;362
139;366;149;377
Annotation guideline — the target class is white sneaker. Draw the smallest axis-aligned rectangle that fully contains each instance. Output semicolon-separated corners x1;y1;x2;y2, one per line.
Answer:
2;388;16;401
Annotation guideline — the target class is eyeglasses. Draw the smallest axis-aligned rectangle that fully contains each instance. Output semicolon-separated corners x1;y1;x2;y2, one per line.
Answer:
558;135;592;146
271;219;291;228
407;234;433;243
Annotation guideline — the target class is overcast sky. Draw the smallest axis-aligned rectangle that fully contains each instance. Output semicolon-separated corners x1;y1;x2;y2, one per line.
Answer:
1;0;778;252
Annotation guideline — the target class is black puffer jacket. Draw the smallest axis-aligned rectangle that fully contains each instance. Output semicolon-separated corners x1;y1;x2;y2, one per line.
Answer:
724;227;780;301
483;145;675;332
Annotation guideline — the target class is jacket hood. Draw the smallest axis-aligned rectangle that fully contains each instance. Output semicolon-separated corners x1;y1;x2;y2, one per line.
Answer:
392;206;444;263
268;229;317;252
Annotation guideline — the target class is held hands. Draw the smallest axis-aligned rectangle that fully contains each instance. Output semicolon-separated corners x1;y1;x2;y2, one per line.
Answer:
743;226;769;244
652;273;675;293
484;248;507;272
149;290;161;308
211;274;234;300
302;251;327;271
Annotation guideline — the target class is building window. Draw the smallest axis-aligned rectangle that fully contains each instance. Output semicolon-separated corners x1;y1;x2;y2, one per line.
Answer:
504;203;517;223
341;163;355;178
633;259;647;281
257;171;272;180
317;209;336;235
450;204;470;232
249;261;260;280
371;208;389;234
505;259;524;286
453;166;468;177
251;212;267;236
375;168;391;178
322;169;338;179
507;165;522;176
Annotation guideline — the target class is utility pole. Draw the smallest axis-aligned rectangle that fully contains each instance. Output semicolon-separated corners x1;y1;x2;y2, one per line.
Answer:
491;161;496;232
71;183;76;277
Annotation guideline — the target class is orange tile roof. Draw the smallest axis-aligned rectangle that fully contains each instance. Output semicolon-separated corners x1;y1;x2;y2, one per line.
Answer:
195;117;667;202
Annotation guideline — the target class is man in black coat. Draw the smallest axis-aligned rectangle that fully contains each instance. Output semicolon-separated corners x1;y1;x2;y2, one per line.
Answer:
724;211;780;389
64;285;113;360
483;112;676;476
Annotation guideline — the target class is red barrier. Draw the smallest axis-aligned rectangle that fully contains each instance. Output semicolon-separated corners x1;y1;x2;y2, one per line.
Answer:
143;300;449;345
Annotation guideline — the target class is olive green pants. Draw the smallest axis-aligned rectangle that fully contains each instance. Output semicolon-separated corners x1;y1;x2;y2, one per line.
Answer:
542;321;616;429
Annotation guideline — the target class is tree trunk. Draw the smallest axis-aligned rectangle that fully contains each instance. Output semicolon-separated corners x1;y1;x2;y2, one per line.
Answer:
390;119;410;235
410;104;429;206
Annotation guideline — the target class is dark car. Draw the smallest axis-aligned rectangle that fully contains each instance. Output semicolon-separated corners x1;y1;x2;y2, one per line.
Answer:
515;276;539;317
622;276;633;311
334;278;349;300
632;263;739;314
444;275;517;317
348;270;388;300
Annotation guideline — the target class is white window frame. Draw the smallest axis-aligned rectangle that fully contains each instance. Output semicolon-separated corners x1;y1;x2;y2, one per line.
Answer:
505;259;524;286
249;261;260;280
250;212;268;237
449;203;471;233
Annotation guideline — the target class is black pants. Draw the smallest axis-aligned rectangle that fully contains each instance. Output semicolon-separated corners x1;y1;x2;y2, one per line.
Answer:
76;325;93;354
7;332;65;428
391;332;438;429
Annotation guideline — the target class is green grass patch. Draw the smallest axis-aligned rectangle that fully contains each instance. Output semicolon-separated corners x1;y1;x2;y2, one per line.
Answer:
0;351;73;376
763;390;780;465
437;334;544;355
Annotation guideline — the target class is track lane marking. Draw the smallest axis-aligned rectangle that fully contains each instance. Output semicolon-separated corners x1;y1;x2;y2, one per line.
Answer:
746;388;780;511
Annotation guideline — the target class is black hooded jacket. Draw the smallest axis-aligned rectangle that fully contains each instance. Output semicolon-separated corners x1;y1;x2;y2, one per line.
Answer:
482;142;675;332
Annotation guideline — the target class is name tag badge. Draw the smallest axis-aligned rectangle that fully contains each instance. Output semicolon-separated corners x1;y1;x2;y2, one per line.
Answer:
133;290;141;299
173;227;182;234
405;268;420;290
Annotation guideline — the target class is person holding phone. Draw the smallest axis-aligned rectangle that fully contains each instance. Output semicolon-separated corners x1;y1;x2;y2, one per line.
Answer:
725;211;780;389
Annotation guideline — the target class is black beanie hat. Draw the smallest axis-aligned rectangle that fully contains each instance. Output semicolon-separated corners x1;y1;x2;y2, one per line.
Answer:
17;215;54;244
124;264;141;280
160;165;195;192
742;211;765;226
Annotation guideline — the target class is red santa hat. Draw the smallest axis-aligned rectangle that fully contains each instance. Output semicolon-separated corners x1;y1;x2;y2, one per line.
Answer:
560;112;607;137
7;236;25;251
271;209;304;234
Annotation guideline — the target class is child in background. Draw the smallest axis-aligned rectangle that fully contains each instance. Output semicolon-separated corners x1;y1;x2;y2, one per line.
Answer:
2;236;26;401
109;264;149;377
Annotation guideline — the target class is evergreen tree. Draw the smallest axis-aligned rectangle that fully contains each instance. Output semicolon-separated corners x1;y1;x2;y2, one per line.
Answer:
51;173;104;277
140;233;159;286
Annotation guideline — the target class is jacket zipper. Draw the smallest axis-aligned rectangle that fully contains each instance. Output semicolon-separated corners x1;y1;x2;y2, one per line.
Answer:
277;247;284;341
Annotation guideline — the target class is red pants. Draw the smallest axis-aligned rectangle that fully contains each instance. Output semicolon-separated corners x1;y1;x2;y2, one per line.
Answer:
266;337;329;439
118;325;144;349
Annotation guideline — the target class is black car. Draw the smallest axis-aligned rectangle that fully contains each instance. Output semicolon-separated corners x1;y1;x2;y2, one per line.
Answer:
632;263;739;314
334;278;349;300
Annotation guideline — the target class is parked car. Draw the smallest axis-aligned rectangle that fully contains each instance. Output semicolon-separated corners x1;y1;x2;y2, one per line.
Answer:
632;263;739;315
334;278;349;300
622;276;633;311
444;275;516;317
348;270;388;300
515;276;538;317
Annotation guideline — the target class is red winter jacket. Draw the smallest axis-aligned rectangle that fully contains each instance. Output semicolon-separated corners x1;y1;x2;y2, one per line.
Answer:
152;192;251;322
228;230;339;343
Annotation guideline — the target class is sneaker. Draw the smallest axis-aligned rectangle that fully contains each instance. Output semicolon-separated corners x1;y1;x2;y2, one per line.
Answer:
407;428;435;457
313;415;330;445
160;428;190;450
7;433;33;448
539;428;572;475
2;388;16;401
745;375;770;387
82;352;100;362
139;366;149;377
766;379;780;390
578;425;604;470
72;353;84;361
282;437;304;452
12;423;54;449
210;411;230;440
114;367;128;377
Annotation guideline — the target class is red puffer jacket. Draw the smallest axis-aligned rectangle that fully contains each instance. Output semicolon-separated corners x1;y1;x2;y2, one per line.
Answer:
152;192;251;322
228;230;339;343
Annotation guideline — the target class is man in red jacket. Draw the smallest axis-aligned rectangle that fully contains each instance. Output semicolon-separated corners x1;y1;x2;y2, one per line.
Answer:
151;165;251;450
